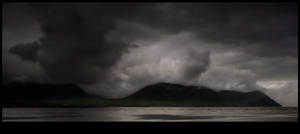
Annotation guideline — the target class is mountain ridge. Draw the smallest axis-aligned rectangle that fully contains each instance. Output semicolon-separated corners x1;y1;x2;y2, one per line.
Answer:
126;82;281;106
3;82;281;107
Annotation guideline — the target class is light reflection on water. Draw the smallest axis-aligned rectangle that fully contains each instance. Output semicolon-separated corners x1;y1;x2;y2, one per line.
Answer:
2;107;298;122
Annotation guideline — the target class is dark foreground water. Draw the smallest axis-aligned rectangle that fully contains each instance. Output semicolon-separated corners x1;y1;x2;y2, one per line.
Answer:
2;107;298;122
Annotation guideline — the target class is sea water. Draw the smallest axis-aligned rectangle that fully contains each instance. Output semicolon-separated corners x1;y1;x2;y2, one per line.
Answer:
2;107;298;122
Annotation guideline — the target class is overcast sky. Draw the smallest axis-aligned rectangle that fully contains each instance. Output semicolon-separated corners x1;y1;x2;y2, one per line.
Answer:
3;3;298;106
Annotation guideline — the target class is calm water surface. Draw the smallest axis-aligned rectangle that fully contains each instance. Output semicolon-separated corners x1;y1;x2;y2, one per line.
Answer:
2;107;298;122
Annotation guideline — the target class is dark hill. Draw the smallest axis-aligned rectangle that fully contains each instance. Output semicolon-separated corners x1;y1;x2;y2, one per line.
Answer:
3;82;92;100
3;82;281;107
127;82;281;106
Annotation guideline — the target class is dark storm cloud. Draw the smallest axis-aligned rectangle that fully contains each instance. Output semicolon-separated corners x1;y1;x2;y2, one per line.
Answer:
7;3;149;84
9;42;40;62
138;3;298;58
5;3;298;106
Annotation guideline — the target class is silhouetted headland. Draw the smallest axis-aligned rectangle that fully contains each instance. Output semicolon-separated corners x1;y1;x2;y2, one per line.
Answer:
3;82;281;107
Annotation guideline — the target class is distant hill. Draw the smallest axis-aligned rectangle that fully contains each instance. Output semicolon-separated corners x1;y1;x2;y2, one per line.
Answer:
127;82;281;106
2;82;281;107
3;82;102;107
3;82;92;100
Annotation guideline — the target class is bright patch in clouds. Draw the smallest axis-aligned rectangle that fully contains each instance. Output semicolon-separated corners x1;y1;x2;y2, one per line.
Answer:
257;80;289;90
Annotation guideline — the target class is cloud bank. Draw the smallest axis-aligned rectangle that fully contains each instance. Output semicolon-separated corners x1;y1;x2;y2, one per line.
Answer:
4;3;298;106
